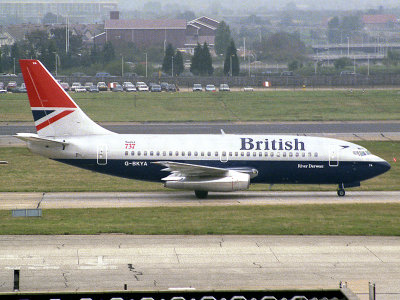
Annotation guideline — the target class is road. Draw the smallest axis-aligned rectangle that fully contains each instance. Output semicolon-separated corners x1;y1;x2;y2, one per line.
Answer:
0;235;399;300
1;191;399;210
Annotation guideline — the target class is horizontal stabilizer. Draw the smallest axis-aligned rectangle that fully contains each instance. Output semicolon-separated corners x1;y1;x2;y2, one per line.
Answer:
14;133;68;147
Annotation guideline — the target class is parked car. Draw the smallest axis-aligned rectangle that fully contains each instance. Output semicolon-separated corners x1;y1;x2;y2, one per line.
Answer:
205;84;216;92
70;82;81;91
88;85;99;93
0;82;4;90
97;82;108;91
84;82;93;91
280;71;294;76
243;86;254;92
60;82;70;91
340;70;358;76
192;83;202;92
112;83;124;92
219;84;230;91
12;83;27;93
167;83;177;92
136;82;149;92
6;81;17;91
122;82;136;92
160;82;169;91
74;86;87;92
150;84;162;92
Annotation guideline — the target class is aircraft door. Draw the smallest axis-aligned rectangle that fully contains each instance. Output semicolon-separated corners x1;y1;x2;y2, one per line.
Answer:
220;150;228;163
97;144;108;165
329;147;339;167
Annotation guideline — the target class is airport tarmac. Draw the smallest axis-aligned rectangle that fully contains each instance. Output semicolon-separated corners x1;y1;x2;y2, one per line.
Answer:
0;235;399;300
0;191;399;209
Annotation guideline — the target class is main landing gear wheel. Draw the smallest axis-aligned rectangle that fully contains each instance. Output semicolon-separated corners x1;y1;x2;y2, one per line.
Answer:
195;190;208;199
337;189;346;197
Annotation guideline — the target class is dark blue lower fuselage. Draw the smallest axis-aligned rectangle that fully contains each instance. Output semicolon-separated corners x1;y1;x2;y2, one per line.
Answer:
55;159;390;186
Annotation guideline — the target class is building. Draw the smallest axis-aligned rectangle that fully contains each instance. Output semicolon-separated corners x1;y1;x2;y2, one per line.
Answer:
362;15;398;30
0;0;118;24
100;13;220;53
104;17;187;48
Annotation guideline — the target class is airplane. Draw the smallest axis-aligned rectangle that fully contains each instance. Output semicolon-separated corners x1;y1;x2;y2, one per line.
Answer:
15;59;391;199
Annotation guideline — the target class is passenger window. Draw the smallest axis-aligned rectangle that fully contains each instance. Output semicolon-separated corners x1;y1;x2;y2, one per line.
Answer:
131;151;135;156
296;152;299;157
207;152;211;156
314;152;318;157
228;152;232;156
137;151;141;156
259;152;262;157
169;151;173;156
194;151;198;156
125;151;128;156
264;152;268;157
283;152;286;157
302;152;306;157
270;152;274;157
201;152;204;156
277;152;280;157
175;151;179;156
241;152;244;156
156;151;160;156
144;151;147;156
235;152;238;156
188;151;192;156
246;152;250;157
162;151;166;156
182;151;185;156
289;152;293;157
253;152;257;157
215;151;218;157
150;151;154;156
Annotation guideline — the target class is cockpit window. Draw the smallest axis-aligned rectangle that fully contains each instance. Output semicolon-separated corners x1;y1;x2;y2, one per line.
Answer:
353;150;370;156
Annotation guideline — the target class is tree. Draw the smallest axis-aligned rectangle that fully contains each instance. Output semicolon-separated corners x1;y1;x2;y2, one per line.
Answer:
162;43;175;75
334;57;352;69
173;50;184;76
176;10;195;20
190;43;202;75
327;16;340;43
102;41;115;64
200;42;213;75
255;31;306;63
190;43;213;76
288;60;299;71
215;21;231;56
223;40;239;76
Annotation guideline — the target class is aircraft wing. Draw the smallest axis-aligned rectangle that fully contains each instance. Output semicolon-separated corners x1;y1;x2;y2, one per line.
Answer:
153;161;229;179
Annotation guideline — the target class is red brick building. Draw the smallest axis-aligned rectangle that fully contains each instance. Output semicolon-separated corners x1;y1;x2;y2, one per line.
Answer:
97;13;220;52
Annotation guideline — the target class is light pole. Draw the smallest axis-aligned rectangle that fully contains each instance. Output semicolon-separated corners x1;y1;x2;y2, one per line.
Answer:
171;55;174;77
121;55;124;77
347;36;350;56
13;58;15;75
230;55;233;77
145;53;148;78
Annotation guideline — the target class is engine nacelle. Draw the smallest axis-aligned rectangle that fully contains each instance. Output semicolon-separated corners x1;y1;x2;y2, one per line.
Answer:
164;170;250;192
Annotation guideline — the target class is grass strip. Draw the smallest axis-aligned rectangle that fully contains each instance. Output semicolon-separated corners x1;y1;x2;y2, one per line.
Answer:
1;89;400;122
0;204;399;235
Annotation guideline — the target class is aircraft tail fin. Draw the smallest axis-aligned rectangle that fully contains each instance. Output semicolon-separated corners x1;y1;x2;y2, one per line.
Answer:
19;59;111;137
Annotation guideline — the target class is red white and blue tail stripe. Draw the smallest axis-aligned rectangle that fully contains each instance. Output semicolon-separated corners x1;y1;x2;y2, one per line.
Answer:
19;60;111;137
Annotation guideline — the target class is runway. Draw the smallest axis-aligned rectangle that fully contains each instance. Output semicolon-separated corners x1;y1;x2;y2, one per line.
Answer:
1;191;399;210
0;235;399;300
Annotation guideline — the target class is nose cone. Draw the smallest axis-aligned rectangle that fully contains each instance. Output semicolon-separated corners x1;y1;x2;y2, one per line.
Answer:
373;159;391;177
